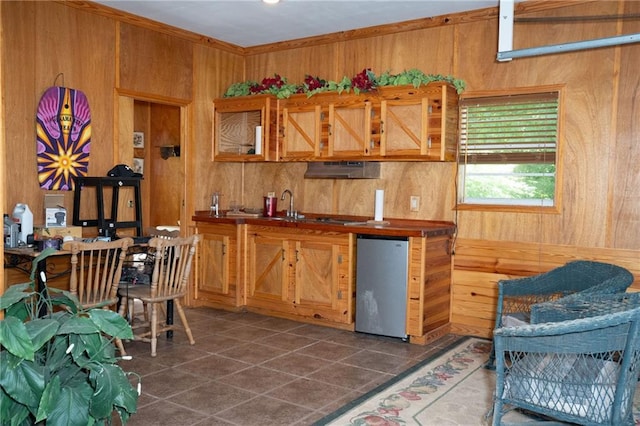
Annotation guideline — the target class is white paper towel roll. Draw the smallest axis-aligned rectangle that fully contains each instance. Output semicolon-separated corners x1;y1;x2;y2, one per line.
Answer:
374;189;384;221
255;126;262;155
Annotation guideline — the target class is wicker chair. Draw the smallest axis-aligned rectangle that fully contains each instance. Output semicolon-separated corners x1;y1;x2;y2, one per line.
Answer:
491;303;640;425
118;235;200;356
486;260;634;368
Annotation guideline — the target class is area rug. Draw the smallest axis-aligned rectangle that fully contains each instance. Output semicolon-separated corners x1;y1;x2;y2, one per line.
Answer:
316;337;640;425
316;337;495;425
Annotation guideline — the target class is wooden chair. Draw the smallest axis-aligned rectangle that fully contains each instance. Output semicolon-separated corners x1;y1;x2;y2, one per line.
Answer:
122;226;180;321
118;235;200;356
62;237;134;355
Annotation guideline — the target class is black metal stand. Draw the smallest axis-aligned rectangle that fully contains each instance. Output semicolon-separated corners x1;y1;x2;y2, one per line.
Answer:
72;176;143;237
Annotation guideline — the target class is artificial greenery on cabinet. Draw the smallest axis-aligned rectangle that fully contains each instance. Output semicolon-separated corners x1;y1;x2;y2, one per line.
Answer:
223;68;466;99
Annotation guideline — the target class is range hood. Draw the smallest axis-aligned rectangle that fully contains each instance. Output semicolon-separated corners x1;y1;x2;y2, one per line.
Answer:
304;161;380;179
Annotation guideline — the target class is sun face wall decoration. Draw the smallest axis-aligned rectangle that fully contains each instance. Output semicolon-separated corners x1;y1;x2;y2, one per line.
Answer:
36;86;91;190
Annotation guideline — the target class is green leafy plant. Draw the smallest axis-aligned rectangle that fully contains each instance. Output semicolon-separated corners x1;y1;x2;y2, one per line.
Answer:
0;250;139;426
222;68;466;99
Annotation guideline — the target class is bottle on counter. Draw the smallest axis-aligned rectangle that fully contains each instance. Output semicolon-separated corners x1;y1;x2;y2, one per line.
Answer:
12;203;33;245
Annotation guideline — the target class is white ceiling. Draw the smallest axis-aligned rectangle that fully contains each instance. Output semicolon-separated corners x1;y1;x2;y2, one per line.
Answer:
93;0;502;48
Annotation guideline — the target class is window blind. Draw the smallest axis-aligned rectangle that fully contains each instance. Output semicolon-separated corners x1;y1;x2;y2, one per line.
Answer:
459;92;559;165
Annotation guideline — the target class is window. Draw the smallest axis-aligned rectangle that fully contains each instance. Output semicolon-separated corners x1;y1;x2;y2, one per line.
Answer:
458;89;561;210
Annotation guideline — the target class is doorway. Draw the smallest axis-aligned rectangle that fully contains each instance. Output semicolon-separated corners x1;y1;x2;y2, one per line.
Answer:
117;91;188;233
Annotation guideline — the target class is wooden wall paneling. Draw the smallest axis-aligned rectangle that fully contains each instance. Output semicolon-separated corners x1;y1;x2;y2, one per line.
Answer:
119;23;193;101
190;44;245;217
4;1;117;225
148;103;181;227
242;163;307;213
337;26;456;78
610;1;640;249
244;44;339;85
3;1;36;217
450;269;508;338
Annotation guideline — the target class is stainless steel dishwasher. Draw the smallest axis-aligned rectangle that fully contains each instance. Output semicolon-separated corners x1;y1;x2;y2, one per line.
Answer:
355;234;409;339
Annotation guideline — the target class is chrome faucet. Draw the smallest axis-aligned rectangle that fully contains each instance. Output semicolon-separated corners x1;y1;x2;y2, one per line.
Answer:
281;189;295;217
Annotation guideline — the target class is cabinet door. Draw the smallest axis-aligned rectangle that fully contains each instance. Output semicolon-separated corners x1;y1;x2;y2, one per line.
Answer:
246;231;290;312
380;97;427;157
293;237;352;324
213;95;278;162
379;83;458;161
328;101;372;158
193;224;240;307
280;103;325;160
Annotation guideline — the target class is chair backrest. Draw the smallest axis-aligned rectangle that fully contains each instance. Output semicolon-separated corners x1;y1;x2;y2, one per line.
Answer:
62;237;134;309
147;235;200;298
500;260;633;297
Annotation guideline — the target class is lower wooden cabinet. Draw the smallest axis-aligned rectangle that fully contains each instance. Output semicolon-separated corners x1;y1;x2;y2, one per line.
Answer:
191;223;242;308
246;225;354;325
191;218;453;340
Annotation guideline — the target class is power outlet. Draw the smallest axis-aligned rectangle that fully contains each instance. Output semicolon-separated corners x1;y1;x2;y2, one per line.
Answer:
410;196;420;212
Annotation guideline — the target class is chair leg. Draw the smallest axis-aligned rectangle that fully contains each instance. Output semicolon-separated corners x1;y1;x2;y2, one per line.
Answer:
174;299;195;345
150;302;158;357
115;337;127;356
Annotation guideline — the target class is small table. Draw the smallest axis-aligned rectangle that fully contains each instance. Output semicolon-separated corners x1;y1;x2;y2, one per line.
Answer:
4;243;174;337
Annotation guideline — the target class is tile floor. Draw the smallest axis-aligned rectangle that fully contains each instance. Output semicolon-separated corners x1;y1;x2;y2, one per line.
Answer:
120;307;463;426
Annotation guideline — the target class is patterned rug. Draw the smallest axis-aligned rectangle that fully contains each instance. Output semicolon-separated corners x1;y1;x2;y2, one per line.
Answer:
316;337;640;425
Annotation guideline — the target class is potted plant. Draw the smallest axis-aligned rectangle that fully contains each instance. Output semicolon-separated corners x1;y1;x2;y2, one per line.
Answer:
0;250;139;425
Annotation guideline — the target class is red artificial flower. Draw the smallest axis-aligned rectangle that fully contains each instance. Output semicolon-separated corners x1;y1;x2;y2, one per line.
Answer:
351;68;375;92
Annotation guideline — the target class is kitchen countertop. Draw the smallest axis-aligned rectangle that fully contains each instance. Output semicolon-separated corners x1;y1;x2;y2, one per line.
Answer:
193;211;455;238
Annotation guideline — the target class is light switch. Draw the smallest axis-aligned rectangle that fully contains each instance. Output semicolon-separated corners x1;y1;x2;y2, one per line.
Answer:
410;196;420;212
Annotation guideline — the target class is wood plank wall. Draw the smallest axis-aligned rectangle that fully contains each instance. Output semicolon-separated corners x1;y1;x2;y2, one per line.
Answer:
2;1;639;339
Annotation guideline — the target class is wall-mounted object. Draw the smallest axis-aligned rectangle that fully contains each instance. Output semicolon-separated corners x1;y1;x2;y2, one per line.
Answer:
497;0;640;61
304;161;380;179
159;145;180;159
36;86;92;190
133;131;144;148
133;158;144;175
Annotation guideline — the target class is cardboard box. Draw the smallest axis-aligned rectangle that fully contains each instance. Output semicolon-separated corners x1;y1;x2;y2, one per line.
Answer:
34;225;83;240
44;194;67;227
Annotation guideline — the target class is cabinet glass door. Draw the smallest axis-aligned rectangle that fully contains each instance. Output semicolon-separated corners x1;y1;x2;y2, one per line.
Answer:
216;110;261;156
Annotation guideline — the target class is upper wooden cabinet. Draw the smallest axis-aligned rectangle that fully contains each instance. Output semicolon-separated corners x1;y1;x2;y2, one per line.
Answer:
279;96;324;160
212;94;279;161
213;82;458;162
378;83;458;161
279;92;377;161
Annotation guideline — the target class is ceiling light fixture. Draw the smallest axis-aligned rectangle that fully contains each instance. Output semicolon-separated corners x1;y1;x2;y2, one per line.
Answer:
263;0;280;4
